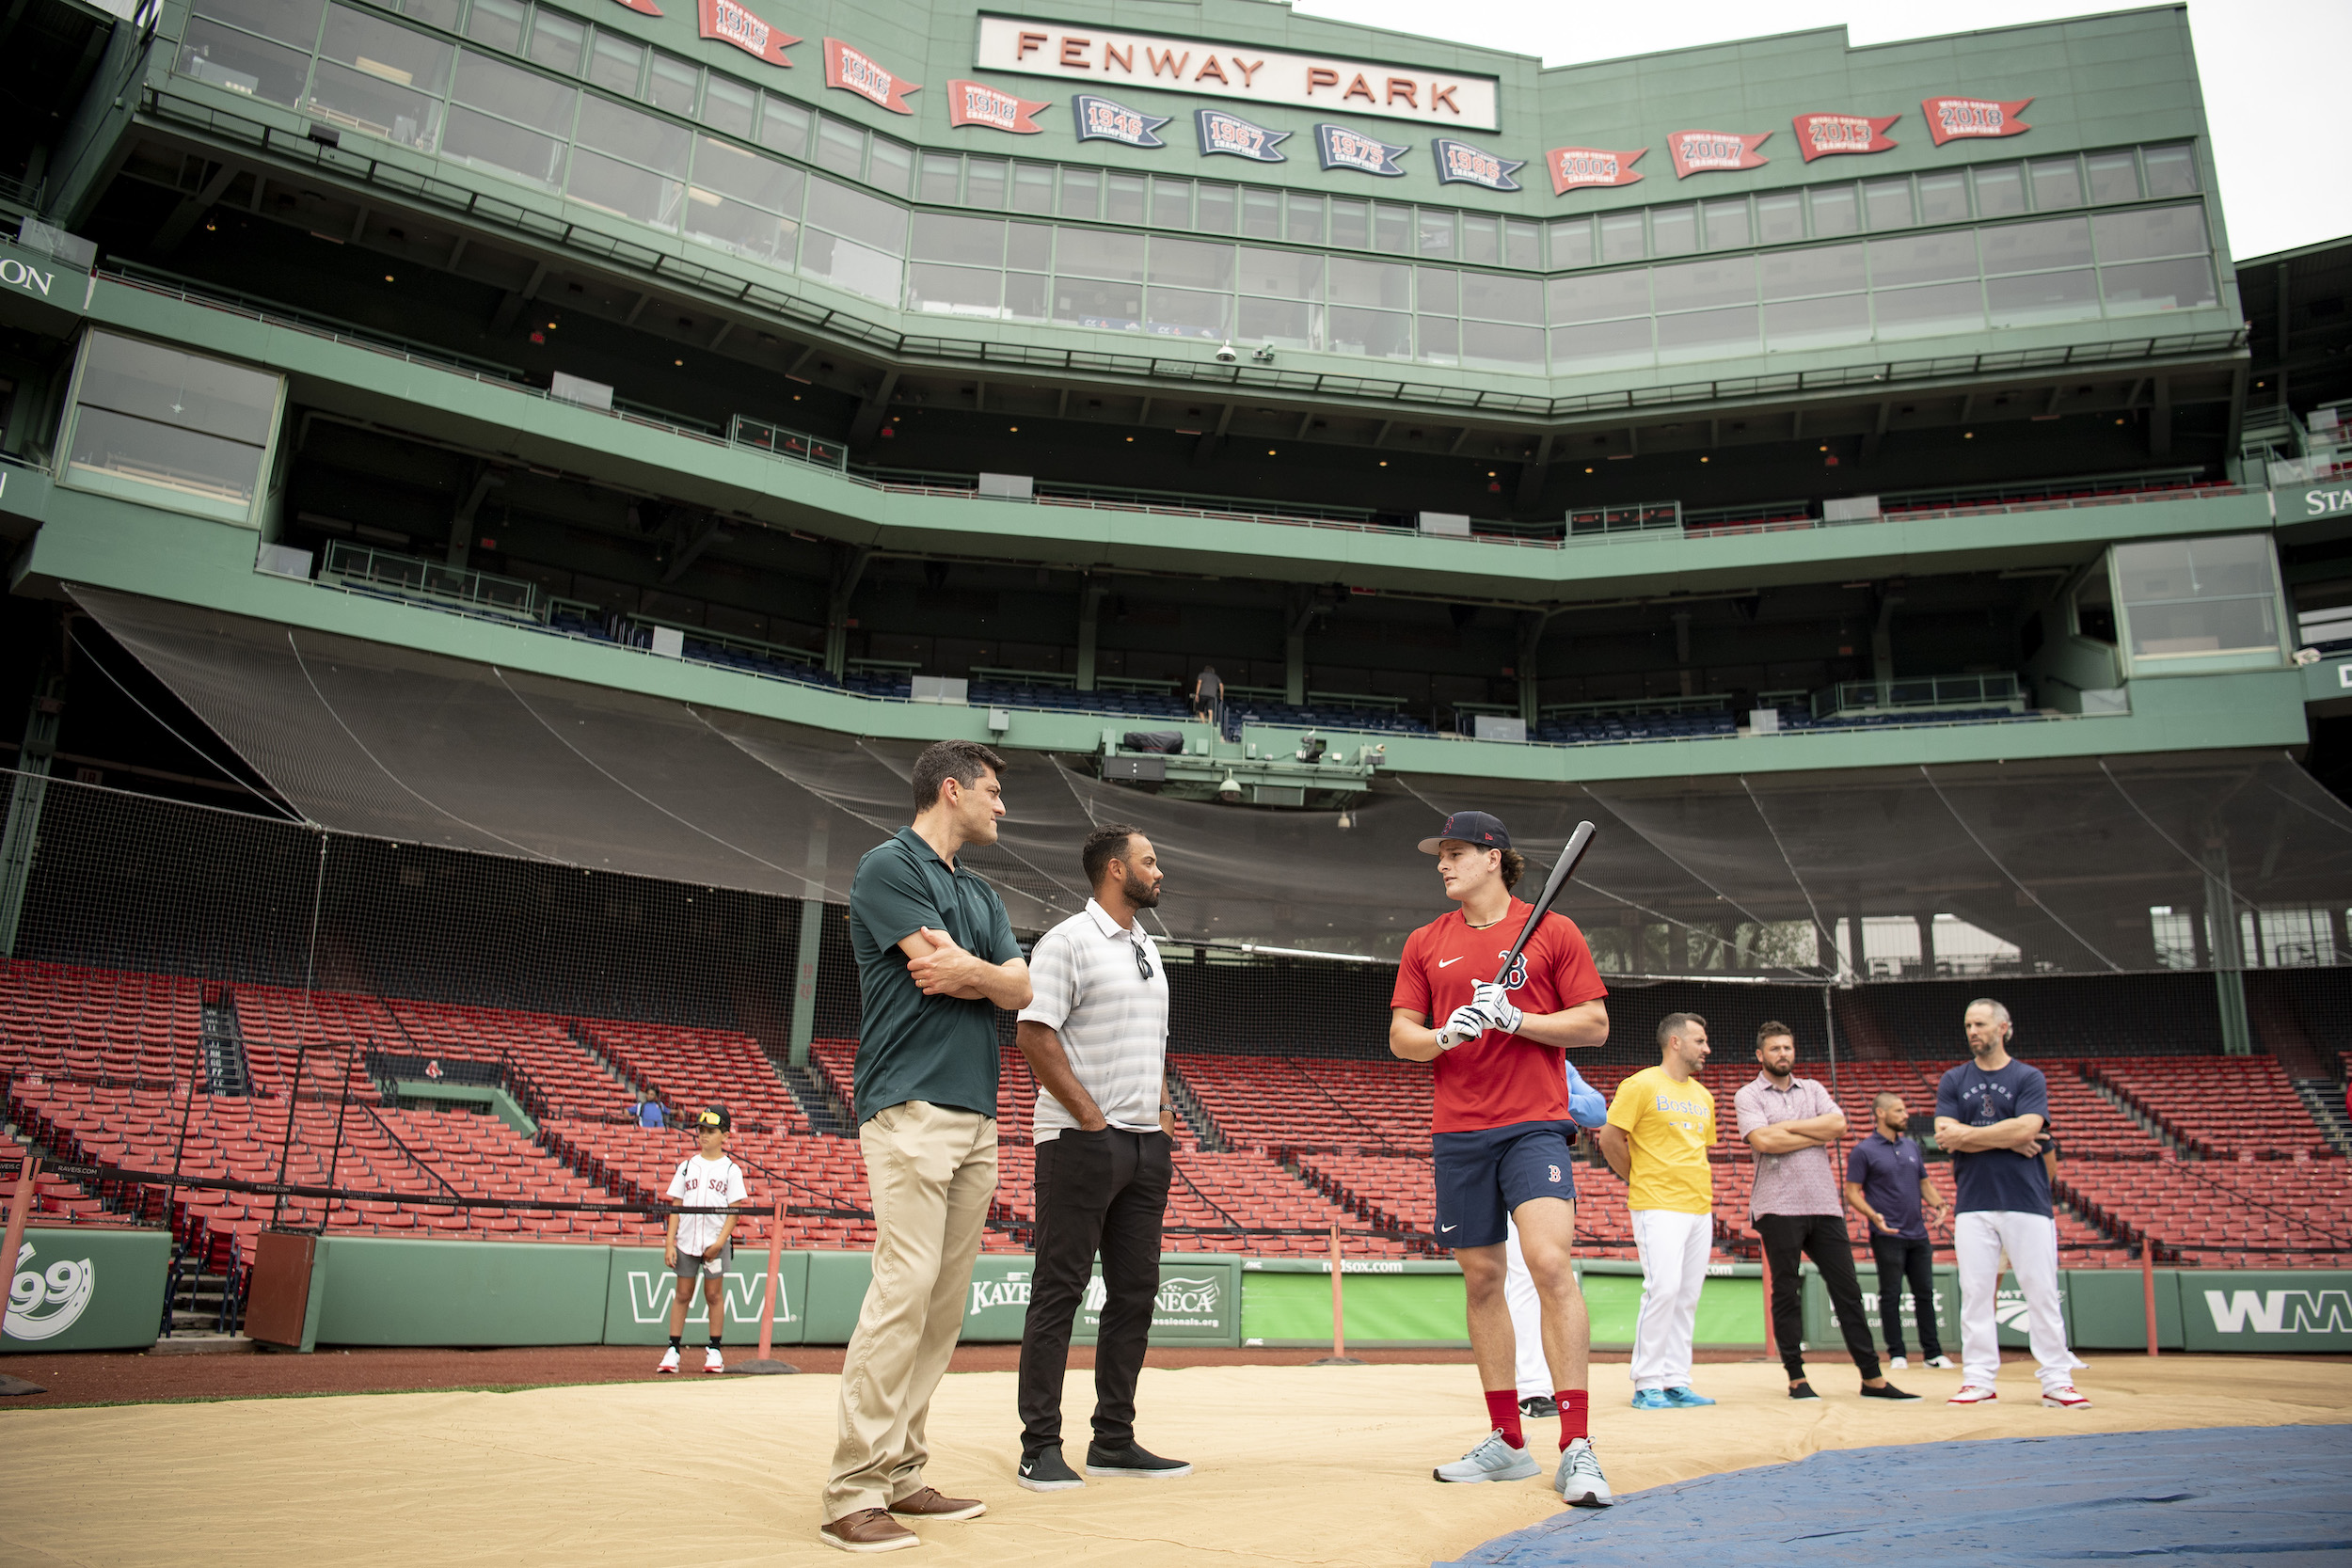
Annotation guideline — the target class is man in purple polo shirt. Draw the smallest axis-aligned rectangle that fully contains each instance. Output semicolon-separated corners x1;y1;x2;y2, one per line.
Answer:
1844;1091;1952;1371
1734;1021;1915;1402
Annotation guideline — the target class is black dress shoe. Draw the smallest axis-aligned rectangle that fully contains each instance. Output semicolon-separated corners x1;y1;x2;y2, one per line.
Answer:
1861;1382;1921;1401
1788;1380;1820;1400
1085;1440;1194;1479
1518;1395;1558;1419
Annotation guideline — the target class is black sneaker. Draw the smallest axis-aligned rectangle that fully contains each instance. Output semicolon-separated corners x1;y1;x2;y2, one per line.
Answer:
1861;1382;1921;1401
1518;1395;1558;1419
1788;1380;1820;1401
1017;1445;1084;1493
1085;1440;1193;1479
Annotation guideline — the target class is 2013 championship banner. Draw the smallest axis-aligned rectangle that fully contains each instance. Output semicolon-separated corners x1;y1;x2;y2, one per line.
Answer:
1793;111;1899;161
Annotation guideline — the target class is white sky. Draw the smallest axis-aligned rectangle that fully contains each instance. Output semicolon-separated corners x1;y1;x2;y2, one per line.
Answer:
1289;0;2347;260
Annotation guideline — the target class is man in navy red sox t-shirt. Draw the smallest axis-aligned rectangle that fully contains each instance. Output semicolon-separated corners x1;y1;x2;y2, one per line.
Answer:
1389;811;1613;1509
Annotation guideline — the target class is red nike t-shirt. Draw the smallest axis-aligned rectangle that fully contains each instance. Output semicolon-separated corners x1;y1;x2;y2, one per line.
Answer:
1392;901;1609;1135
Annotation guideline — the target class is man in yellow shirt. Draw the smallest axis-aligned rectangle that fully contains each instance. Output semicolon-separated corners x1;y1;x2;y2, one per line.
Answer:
1597;1013;1717;1409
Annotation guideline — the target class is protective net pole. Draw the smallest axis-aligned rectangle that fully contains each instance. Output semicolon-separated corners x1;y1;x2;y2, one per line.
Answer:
756;1196;783;1361
1311;1223;1364;1365
2142;1242;2159;1358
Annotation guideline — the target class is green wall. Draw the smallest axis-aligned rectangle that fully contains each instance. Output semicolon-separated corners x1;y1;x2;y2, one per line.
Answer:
1;1227;171;1354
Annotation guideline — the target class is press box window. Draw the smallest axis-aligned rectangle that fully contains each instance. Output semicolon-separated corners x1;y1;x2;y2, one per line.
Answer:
61;331;284;526
2112;534;2285;670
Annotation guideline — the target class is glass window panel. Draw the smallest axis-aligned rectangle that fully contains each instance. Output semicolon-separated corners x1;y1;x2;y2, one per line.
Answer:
1651;204;1697;256
1237;296;1315;348
965;158;1005;209
907;263;1002;317
1981;215;2092;275
2143;144;2198;197
1462;214;1499;264
68;408;268;509
1463;321;1544;370
396;0;457;27
1241;188;1279;239
1416;267;1456;313
1287;193;1326;245
1917;171;1967;224
442;103;566;183
1372;202;1409;254
1549;316;1651;372
192;0;324;45
1809;184;1859;237
1419;315;1459;362
1106;173;1145;224
1326;306;1410;359
1197;184;1235;233
1153;178;1193;228
910;212;1003;266
815;116;864;178
2102;256;2218;314
1549;218;1595;268
1416;208;1456;260
587;30;642;95
1007;221;1051;271
177;20;311;105
1702;199;1749;250
1872;279;1983;338
1652;256;1756;312
525;8;580;71
647;50;694;111
320;6;451;90
1056;277;1141;328
1868;230;1978;287
918;152;960;204
1504;220;1539;270
1058;168;1099;218
1329;198;1368;248
1973;163;2026;217
801;230;902;303
1149;236;1233;290
868;137;911;197
453;52;574;134
756;92;808;157
1327;256;1410;309
1461;272;1541;324
2124;597;2277;657
1863;179;1911;230
805;175;905;253
1985;267;2099;325
1764;293;1870;350
77;333;278;443
2030;157;2082;210
576;95;687;175
1011;162;1054;214
464;0;522;51
701;72;755;137
306;61;442;149
566;146;682;228
2117;534;2272;603
1547;268;1648;324
1656;304;1757;360
1005;273;1047;321
684;185;799;264
1761;242;1865;300
1598;211;1644;262
1057;228;1145;281
1756;193;1803;244
1240;247;1321;300
2087;150;2139;204
1145;286;1228;340
2093;204;2208;261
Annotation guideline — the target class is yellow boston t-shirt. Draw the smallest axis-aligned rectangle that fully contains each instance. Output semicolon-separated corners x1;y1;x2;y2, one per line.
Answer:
1607;1064;1716;1213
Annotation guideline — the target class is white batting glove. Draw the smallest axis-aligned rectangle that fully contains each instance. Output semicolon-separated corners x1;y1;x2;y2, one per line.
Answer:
1439;1003;1488;1047
1470;980;1523;1036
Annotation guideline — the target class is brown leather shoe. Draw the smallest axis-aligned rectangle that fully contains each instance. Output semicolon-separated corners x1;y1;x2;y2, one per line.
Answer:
818;1508;918;1553
888;1487;986;1521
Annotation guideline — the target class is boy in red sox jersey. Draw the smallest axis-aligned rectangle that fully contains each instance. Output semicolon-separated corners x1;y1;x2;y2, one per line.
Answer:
1389;812;1614;1509
660;1107;748;1374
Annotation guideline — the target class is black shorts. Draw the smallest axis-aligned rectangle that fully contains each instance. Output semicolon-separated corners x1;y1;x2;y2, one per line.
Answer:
1431;1120;1579;1250
674;1242;729;1279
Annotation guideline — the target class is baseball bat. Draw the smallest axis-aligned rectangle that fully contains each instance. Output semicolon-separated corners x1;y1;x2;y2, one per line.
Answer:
1435;820;1599;1049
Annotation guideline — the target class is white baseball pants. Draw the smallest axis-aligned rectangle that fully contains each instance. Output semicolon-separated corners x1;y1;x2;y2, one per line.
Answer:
1955;1209;2084;1393
1629;1209;1711;1392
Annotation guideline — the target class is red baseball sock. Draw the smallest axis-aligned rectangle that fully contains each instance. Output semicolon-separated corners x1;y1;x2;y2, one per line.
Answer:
1556;1389;1590;1446
1483;1389;1525;1449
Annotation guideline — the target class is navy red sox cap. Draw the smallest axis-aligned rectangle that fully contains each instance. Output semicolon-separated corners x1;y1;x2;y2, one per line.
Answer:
1417;811;1511;855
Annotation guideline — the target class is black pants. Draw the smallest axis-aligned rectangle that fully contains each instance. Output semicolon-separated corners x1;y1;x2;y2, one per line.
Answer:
1756;1212;1881;1383
1868;1233;1944;1359
1017;1127;1172;1453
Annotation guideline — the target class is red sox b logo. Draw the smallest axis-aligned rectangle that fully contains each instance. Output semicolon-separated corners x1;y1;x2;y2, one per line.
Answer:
1548;1164;1562;1183
1500;954;1528;990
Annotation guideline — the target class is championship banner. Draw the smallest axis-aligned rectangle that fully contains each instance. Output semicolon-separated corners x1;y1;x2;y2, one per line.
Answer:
1547;146;1645;195
824;38;919;113
1073;93;1169;148
1432;137;1523;192
1793;111;1899;161
1315;122;1407;177
609;0;660;17
946;79;1050;133
1922;95;2032;145
1196;107;1288;163
1667;129;1770;179
698;0;796;67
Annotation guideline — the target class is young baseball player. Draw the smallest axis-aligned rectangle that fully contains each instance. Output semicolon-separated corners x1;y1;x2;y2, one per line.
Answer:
660;1107;748;1374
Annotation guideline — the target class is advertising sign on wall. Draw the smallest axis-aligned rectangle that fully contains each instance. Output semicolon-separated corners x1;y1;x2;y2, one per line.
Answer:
2182;1272;2352;1352
3;1229;171;1354
1922;95;2033;145
1792;111;1899;161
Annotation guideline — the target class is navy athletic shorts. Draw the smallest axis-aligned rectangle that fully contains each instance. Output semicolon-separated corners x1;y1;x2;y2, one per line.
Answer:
1431;1120;1579;1250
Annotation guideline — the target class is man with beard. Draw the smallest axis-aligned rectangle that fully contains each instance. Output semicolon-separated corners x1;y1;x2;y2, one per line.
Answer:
1843;1092;1952;1371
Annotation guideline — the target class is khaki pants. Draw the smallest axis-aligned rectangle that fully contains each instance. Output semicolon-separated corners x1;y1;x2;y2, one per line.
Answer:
823;1100;998;1520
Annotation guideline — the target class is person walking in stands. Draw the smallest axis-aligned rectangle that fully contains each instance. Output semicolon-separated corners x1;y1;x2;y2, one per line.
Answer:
1597;1014;1716;1409
1012;824;1190;1493
1843;1091;1953;1370
1935;999;2089;1409
660;1106;745;1374
1504;1057;1609;1418
821;740;1034;1554
1736;1023;1915;1402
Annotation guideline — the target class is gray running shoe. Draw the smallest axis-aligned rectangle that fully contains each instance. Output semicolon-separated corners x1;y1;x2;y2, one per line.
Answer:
1433;1430;1540;1484
1554;1437;1613;1508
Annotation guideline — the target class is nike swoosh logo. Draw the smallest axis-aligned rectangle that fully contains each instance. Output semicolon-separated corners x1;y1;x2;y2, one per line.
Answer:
1438;1223;1456;1231
1438;957;1464;967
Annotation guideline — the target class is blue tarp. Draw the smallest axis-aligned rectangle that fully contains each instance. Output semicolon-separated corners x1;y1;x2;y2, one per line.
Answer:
1442;1425;2352;1566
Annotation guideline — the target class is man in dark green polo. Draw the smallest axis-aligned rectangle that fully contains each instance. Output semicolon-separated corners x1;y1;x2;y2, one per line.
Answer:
820;739;1034;1554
